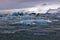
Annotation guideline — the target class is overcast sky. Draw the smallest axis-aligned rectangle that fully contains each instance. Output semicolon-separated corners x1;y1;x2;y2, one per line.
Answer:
0;0;60;10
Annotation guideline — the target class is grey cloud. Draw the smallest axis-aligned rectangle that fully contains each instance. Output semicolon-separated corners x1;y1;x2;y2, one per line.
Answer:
0;0;60;10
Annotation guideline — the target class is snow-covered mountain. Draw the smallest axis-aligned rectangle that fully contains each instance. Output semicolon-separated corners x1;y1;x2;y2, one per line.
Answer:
0;7;48;14
47;7;60;13
0;7;60;15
